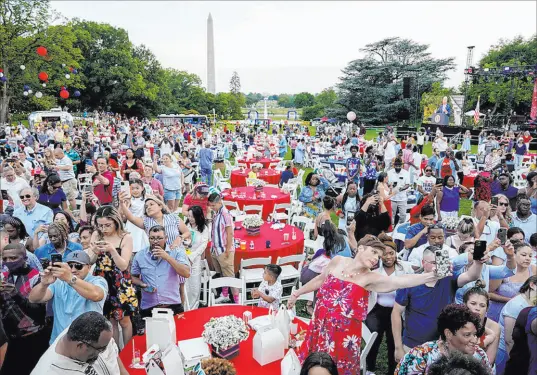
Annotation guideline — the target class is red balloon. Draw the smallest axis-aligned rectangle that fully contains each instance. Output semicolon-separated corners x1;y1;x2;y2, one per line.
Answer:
59;90;69;99
38;72;48;81
36;46;47;56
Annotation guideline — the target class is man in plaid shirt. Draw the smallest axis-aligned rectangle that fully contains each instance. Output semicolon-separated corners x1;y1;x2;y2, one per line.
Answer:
208;192;237;304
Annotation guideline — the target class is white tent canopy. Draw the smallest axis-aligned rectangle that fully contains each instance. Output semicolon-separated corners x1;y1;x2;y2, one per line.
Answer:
464;110;485;117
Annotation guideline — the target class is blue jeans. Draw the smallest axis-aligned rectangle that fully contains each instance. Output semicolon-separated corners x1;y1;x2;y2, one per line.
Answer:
201;168;213;186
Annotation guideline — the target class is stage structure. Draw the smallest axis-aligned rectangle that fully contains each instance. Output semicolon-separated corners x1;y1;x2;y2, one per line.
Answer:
287;110;298;120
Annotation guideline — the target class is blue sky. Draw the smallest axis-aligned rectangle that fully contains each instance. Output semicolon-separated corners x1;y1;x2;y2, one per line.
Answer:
51;1;536;94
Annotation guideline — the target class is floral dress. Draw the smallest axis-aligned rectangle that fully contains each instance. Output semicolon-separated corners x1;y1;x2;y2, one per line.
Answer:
93;236;138;320
298;273;369;375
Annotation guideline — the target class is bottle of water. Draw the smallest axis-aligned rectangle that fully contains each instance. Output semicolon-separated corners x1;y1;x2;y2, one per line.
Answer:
249;241;254;250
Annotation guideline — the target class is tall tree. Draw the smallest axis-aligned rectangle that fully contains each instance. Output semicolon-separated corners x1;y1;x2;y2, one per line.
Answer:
0;0;50;122
229;71;241;95
277;94;295;108
315;88;337;108
294;92;315;108
332;37;455;124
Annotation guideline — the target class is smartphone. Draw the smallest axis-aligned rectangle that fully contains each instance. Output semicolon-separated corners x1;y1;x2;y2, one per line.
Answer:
84;184;93;193
491;196;499;206
435;178;443;186
1;190;8;200
143;285;156;293
50;253;63;266
95;241;107;246
434;247;451;277
473;240;487;261
498;228;507;245
120;180;130;192
347;211;355;226
40;258;50;269
392;181;398;188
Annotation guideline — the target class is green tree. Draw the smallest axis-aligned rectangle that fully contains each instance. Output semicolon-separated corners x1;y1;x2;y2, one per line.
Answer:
332;37;455;124
159;68;207;114
277;94;295;108
464;35;537;116
245;92;262;107
229;71;241;95
294;92;315;108
302;104;324;121
0;0;49;122
315;88;337;108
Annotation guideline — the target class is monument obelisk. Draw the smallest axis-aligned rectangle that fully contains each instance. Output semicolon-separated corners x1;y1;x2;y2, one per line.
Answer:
207;13;216;94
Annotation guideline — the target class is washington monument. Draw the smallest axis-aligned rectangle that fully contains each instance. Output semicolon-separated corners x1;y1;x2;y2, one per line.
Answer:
207;13;216;94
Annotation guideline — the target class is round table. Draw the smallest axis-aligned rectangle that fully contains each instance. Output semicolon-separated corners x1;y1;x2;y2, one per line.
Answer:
221;187;291;220
232;222;304;272
230;169;281;187
119;306;308;375
463;171;491;189
237;158;279;169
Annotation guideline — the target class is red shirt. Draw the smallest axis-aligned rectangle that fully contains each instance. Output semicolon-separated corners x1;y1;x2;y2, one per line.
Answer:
183;194;209;215
523;135;532;143
93;171;115;204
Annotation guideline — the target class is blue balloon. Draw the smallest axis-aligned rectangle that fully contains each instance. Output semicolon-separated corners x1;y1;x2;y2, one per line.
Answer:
0;76;6;82
23;84;30;91
74;90;81;97
73;69;78;74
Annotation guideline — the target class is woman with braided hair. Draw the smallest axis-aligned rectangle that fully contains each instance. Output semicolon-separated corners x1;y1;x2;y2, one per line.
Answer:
33;221;83;261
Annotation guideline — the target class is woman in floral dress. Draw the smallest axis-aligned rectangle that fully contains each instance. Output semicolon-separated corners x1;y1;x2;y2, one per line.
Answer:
288;235;447;375
89;205;137;348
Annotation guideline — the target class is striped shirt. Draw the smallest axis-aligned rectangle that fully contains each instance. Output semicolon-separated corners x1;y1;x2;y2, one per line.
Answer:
211;206;234;256
143;214;182;245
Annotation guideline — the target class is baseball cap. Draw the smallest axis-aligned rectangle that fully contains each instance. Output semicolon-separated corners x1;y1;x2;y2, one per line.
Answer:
64;251;91;265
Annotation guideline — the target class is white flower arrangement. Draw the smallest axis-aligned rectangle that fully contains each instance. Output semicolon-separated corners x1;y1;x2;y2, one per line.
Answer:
443;216;460;230
202;315;249;351
242;214;264;228
251;179;266;188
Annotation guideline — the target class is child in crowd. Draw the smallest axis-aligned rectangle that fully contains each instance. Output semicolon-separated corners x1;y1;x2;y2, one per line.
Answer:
253;264;283;310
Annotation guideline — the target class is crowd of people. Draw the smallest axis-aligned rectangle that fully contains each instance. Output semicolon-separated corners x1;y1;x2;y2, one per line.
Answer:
0;115;536;375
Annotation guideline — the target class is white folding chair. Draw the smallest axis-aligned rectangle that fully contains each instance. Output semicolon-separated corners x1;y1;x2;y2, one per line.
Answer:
77;173;93;191
246;178;257;187
270;203;291;223
214;169;228;182
243;205;263;216
237;162;248;169
240;257;272;305
276;254;306;301
209;277;246;306
360;324;379;375
200;259;216;307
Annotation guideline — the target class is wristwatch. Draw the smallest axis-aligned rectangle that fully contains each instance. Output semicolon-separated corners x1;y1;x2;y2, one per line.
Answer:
68;275;78;286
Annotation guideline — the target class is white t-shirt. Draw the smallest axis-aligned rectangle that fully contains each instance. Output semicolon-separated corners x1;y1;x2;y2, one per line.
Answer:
417;175;436;194
472;218;500;245
387;169;410;202
31;329;120;375
0;176;30;209
55;156;75;181
408;243;459;268
384;141;396;161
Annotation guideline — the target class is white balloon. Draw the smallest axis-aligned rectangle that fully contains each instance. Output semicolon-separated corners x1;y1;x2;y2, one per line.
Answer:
20;65;26;70
28;89;33;94
65;74;70;79
62;64;66;67
35;92;43;98
0;72;3;78
23;91;29;96
347;111;357;122
42;83;46;87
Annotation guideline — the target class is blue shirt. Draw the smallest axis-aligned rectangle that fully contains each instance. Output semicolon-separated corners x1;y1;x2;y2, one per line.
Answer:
395;275;458;348
346;157;361;179
131;245;190;310
34;241;83;261
199;147;214;170
405;223;428;250
13;203;53;237
427;155;439;168
47;274;108;343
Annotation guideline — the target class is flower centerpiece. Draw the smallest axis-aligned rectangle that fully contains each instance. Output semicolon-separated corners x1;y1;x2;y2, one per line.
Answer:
251;178;266;193
242;214;264;236
202;315;249;359
443;216;460;236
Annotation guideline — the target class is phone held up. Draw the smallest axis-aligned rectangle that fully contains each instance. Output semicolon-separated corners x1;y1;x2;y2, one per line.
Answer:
491;196;499;207
434;246;451;278
50;254;63;267
497;228;507;245
473;240;487;261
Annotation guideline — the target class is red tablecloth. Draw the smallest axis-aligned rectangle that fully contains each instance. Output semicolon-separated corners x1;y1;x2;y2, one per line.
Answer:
463;171;491;189
230;169;282;187
119;306;307;375
237;158;279;169
221;187;291;220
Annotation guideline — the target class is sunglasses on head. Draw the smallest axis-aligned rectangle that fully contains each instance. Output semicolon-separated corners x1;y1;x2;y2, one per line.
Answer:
67;262;84;270
19;194;32;199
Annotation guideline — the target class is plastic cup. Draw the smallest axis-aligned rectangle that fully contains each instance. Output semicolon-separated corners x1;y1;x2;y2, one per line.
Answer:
283;233;289;241
240;241;247;250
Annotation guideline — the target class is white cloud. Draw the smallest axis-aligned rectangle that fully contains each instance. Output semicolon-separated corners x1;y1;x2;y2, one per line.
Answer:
52;1;536;94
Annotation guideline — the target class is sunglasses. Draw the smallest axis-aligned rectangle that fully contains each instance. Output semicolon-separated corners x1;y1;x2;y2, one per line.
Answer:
499;202;509;207
67;262;84;270
52;185;62;190
19;194;32;199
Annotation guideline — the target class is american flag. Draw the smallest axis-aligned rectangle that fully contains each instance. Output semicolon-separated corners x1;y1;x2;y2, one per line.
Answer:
474;95;481;124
